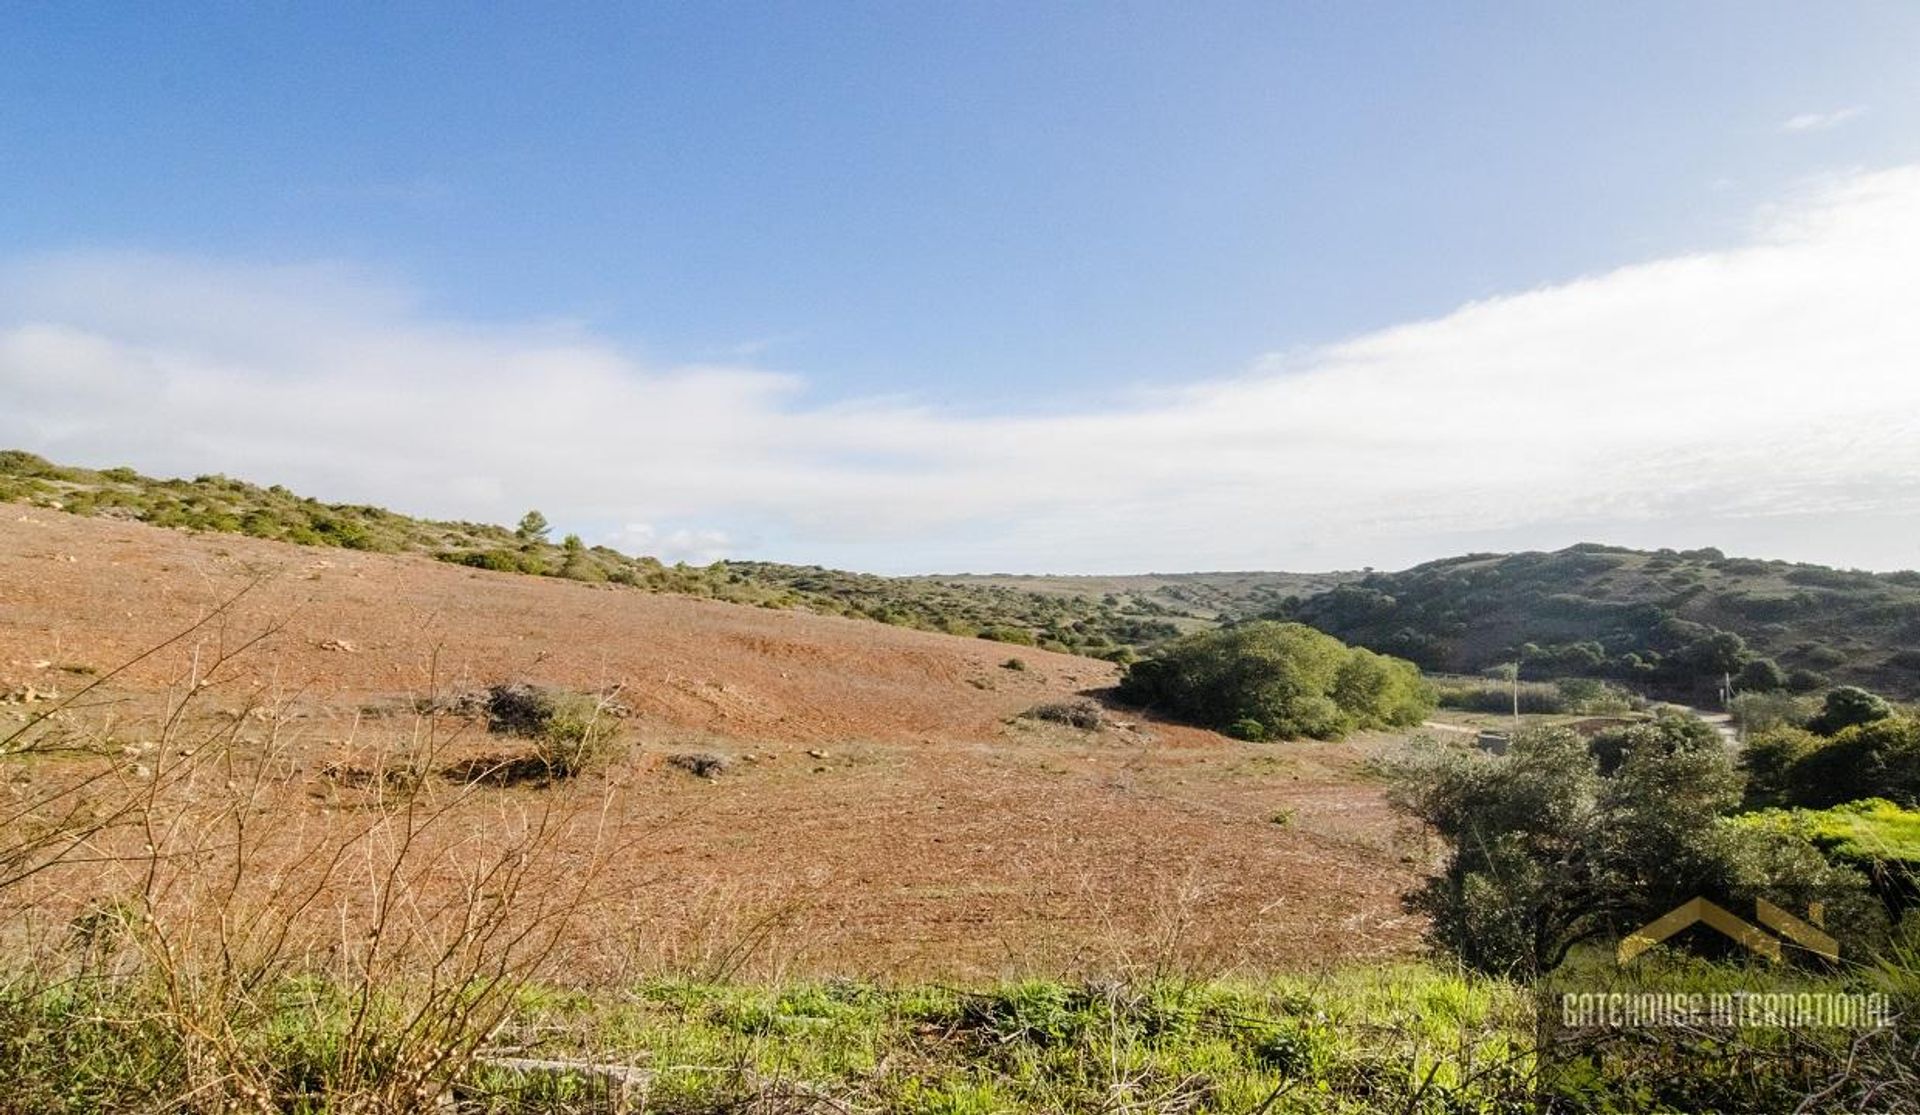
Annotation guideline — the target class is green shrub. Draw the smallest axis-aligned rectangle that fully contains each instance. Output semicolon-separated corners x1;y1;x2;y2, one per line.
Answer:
1434;678;1566;714
1787;667;1831;692
1810;686;1896;736
1552;676;1639;714
1117;621;1432;741
1786;716;1920;809
1741;725;1822;807
978;626;1036;646
1390;726;1880;976
557;549;608;582
1586;710;1724;775
1729;690;1812;735
445;549;546;575
1735;656;1788;692
1227;718;1267;741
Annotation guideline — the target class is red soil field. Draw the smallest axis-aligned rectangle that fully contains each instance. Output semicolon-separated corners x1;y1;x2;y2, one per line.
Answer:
0;509;1426;979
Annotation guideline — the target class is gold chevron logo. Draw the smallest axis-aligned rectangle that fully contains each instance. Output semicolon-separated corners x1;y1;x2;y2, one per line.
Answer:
1617;897;1839;965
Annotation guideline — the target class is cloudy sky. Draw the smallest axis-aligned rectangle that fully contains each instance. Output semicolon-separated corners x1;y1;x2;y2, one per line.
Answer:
4;5;1919;573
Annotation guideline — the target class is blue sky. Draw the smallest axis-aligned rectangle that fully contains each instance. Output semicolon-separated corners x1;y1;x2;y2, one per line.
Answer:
4;4;1920;572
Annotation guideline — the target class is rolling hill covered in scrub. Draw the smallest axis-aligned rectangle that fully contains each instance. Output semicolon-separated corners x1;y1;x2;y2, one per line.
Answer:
1277;544;1920;699
4;449;1917;697
0;450;1222;659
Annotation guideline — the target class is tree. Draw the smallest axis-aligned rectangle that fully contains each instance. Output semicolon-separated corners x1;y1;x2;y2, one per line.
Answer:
1389;728;1604;976
1118;621;1432;741
1672;630;1749;683
515;510;551;544
1735;657;1787;693
1808;686;1893;736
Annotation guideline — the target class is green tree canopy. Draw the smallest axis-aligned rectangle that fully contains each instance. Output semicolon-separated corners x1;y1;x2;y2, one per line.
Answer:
515;509;551;543
1116;621;1433;741
1809;685;1895;736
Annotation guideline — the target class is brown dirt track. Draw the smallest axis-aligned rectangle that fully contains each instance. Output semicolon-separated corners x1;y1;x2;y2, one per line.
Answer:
0;509;1427;979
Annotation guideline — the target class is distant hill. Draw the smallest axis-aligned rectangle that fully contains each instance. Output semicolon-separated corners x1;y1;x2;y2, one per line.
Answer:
929;570;1360;624
1278;544;1920;699
6;451;1915;698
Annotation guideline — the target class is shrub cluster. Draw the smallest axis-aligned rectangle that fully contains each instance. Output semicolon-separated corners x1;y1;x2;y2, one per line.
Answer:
1434;675;1638;716
1390;724;1885;977
1736;686;1920;811
484;684;624;779
1116;621;1433;741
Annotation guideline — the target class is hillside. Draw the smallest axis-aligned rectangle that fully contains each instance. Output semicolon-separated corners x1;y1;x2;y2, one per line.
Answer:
6;450;1917;700
931;569;1361;623
1283;544;1920;698
0;451;1202;660
0;506;1420;976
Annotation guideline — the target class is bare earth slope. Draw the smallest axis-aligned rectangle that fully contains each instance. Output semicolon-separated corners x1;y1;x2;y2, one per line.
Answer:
1;510;1421;977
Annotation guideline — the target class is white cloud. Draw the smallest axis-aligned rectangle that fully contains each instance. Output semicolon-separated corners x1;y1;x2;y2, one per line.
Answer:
4;166;1920;574
607;523;737;566
1782;106;1865;132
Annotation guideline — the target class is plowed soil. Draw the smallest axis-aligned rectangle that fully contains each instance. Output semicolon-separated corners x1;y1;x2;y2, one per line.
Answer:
0;509;1426;978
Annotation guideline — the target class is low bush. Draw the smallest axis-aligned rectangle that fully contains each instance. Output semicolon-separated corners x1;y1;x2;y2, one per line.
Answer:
1434;678;1567;714
979;626;1037;646
484;684;624;779
1730;690;1813;734
666;752;730;779
1020;700;1105;730
1741;725;1823;807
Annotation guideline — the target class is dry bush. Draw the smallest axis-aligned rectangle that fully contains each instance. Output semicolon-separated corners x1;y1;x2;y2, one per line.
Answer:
482;683;626;780
1021;699;1106;731
0;588;630;1112
665;752;730;779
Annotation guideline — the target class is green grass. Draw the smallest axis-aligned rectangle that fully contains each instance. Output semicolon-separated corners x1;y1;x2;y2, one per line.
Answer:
1734;799;1920;925
1738;799;1920;876
0;967;1538;1114
1795;799;1920;859
8;960;1916;1112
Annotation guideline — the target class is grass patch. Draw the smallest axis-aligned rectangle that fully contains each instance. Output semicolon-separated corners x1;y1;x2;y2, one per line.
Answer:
0;967;1541;1113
